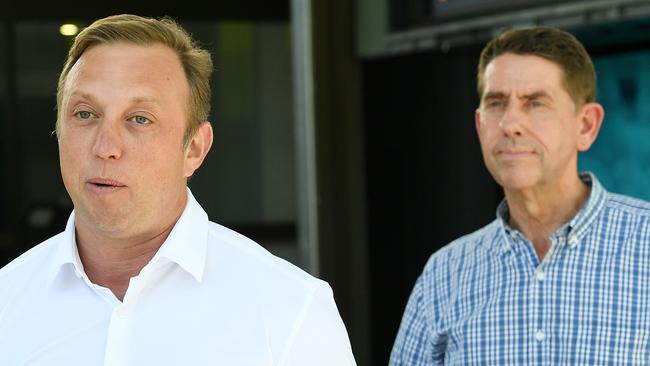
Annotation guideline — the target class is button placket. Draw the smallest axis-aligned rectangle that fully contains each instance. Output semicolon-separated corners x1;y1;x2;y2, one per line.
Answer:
104;275;152;365
104;303;131;366
531;237;553;359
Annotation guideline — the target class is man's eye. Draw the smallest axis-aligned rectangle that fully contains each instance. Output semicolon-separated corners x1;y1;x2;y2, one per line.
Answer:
131;115;150;125
486;100;504;108
76;111;93;119
529;100;544;108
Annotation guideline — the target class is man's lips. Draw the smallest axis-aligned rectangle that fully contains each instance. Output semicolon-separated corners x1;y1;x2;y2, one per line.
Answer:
497;149;535;155
494;147;536;162
87;178;126;187
86;178;126;193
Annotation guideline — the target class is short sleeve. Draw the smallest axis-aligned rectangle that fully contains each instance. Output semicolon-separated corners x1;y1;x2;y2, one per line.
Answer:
279;283;357;366
389;273;445;366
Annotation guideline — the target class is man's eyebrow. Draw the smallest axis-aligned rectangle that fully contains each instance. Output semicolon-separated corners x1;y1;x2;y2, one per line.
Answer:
68;91;98;103
482;91;553;101
130;96;162;106
520;91;552;100
482;91;507;101
68;92;161;106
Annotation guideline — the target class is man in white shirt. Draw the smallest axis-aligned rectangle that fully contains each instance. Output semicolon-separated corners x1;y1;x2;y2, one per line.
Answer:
0;14;356;365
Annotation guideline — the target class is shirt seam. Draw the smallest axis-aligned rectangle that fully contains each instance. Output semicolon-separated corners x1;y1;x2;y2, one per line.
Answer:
275;282;320;365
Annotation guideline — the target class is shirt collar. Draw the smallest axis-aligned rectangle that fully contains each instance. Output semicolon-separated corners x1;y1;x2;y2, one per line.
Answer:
149;188;209;283
496;172;607;253
47;188;209;287
47;211;85;286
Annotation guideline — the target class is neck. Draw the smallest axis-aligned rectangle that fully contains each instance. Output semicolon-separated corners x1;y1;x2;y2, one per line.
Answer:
504;174;589;261
75;219;178;301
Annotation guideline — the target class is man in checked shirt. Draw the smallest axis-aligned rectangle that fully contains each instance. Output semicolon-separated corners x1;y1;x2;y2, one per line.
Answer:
391;26;650;365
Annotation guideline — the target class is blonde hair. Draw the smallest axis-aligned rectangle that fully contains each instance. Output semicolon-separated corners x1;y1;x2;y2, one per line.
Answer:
56;14;213;148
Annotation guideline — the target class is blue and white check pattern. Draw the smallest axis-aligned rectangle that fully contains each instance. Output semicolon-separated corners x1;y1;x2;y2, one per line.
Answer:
390;173;650;365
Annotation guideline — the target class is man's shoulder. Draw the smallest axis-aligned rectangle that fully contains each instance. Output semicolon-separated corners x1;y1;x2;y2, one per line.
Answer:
0;233;63;283
204;221;325;290
0;233;64;312
422;220;501;275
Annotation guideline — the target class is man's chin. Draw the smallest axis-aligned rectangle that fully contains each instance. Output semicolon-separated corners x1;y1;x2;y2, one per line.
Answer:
77;207;133;235
494;172;541;192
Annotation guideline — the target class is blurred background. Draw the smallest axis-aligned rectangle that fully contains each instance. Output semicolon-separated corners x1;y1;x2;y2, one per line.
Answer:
1;0;649;364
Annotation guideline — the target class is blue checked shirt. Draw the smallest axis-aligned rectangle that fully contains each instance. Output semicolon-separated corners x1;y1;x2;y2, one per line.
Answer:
390;173;650;365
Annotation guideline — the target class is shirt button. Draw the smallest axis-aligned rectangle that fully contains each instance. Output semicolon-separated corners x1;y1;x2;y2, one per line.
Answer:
535;330;546;342
115;306;128;319
568;236;579;247
535;270;546;282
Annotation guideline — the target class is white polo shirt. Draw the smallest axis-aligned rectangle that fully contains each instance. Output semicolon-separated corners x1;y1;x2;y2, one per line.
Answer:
0;191;356;365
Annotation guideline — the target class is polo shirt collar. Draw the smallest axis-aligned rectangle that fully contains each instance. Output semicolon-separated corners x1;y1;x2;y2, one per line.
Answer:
47;188;209;287
496;172;607;253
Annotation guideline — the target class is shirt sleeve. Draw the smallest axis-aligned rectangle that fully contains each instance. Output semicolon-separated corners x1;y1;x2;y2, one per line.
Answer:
390;273;446;366
279;283;357;366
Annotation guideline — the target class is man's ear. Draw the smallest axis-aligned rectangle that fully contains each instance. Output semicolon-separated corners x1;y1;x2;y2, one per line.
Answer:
184;122;214;178
475;108;482;136
576;102;604;152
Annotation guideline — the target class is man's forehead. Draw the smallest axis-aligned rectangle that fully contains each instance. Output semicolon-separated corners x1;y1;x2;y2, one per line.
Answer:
486;53;562;78
482;54;565;94
69;42;184;80
63;43;188;99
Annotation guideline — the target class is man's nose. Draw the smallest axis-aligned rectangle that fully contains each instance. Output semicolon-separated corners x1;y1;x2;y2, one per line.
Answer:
498;105;525;138
92;118;123;160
